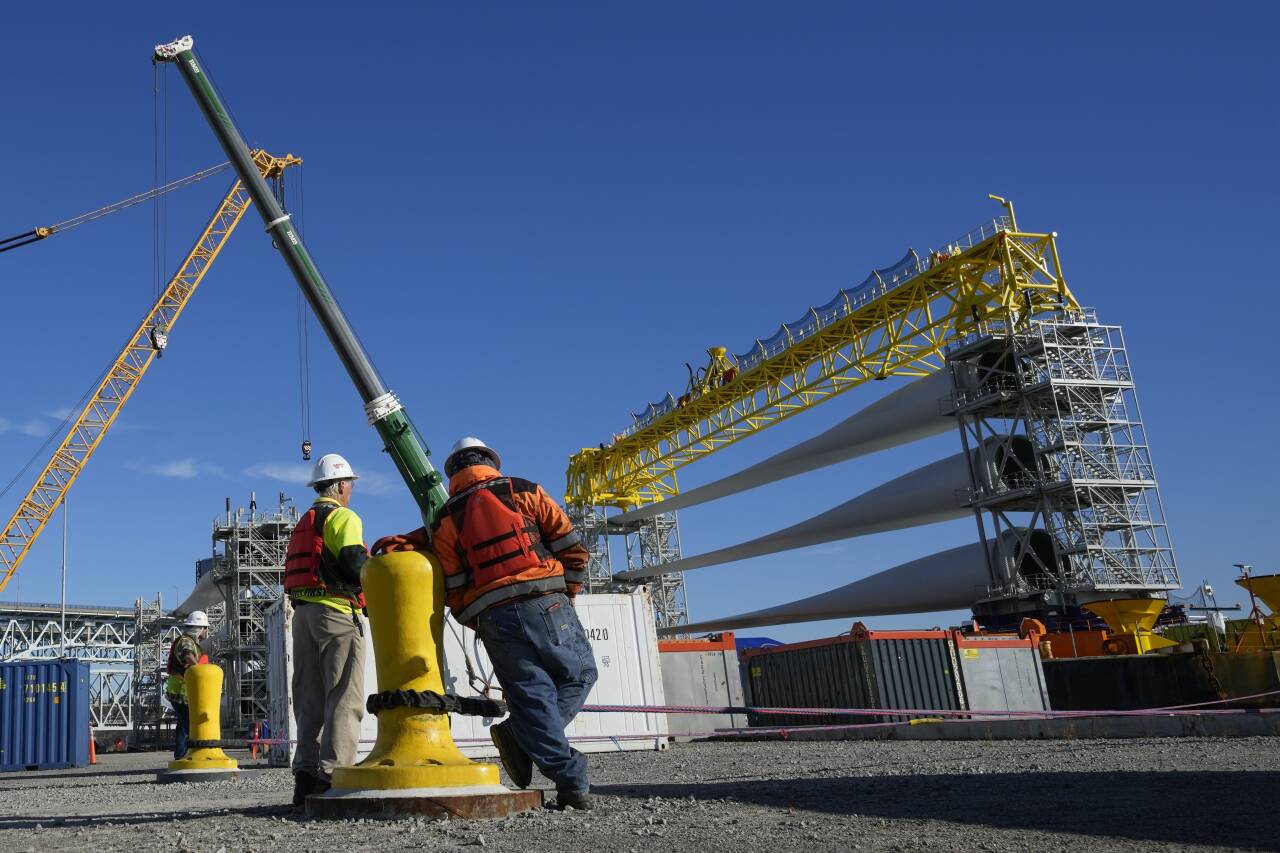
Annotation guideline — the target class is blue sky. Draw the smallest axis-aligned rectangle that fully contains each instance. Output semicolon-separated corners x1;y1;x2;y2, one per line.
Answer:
0;3;1274;642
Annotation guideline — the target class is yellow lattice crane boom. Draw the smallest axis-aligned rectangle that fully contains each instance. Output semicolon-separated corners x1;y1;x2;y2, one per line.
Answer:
0;150;299;594
566;202;1078;510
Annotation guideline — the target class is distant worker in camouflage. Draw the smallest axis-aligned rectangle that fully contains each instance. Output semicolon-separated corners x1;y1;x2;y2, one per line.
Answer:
165;610;210;759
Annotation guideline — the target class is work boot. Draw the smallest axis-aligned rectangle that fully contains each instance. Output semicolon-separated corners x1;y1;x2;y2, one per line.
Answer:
291;771;316;807
313;777;332;797
489;720;533;789
550;790;593;811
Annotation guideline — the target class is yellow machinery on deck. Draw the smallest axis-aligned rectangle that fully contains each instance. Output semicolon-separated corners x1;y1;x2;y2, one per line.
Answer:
566;200;1078;511
1232;572;1280;652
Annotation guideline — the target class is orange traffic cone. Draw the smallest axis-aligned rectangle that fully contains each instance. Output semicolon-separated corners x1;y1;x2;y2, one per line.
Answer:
250;722;259;760
88;726;97;765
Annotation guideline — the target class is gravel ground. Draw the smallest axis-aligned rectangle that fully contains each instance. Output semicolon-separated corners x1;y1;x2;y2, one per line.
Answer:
0;737;1275;852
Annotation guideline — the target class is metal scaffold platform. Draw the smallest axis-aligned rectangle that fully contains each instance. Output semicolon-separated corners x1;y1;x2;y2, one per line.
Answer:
946;308;1179;627
568;506;689;630
205;495;300;735
624;512;687;630
131;595;180;748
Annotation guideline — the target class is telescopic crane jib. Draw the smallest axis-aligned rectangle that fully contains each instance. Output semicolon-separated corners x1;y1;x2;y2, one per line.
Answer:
153;35;448;524
153;38;532;810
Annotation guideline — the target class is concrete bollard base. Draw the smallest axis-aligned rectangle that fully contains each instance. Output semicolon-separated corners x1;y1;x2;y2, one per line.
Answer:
307;784;543;820
155;767;242;784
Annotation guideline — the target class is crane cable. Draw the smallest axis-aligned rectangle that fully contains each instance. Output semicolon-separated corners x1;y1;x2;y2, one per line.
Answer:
150;62;170;354
0;161;234;255
274;167;314;461
1;62;235;257
153;61;163;301
299;167;312;456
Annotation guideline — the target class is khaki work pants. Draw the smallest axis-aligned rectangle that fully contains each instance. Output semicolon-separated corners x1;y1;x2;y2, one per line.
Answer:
290;601;365;780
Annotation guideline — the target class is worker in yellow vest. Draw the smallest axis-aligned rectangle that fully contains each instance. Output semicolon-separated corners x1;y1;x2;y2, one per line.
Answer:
284;453;368;806
165;611;210;759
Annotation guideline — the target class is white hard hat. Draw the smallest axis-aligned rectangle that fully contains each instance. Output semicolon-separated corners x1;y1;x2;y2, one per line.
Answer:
184;610;209;628
444;437;501;474
307;453;360;487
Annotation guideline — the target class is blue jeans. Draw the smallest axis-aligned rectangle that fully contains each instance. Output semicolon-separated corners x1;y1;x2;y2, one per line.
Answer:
477;593;598;794
172;700;190;759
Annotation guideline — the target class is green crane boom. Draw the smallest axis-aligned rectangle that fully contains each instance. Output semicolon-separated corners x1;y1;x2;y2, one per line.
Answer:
154;35;448;523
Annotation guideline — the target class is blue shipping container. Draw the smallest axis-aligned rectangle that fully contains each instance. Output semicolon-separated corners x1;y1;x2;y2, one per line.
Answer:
0;660;91;772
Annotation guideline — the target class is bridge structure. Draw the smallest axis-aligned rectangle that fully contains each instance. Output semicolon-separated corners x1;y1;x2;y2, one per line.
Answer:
0;599;145;730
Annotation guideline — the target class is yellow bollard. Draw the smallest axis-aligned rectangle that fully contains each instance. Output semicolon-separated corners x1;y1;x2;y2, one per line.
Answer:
167;663;237;773
330;551;499;790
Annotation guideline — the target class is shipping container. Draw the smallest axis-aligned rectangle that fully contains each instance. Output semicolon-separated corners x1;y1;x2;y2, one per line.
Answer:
952;633;1050;715
742;623;1049;727
266;592;667;768
659;632;747;737
0;660;91;773
743;626;964;727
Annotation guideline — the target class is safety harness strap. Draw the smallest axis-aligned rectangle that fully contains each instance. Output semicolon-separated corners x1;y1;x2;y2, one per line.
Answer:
366;689;508;718
186;738;248;749
454;575;568;625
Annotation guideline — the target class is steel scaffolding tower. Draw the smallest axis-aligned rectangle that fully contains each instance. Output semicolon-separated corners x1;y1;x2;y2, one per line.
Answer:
567;504;613;592
131;594;179;747
620;513;688;631
947;308;1179;627
566;505;690;630
207;494;299;734
0;496;302;740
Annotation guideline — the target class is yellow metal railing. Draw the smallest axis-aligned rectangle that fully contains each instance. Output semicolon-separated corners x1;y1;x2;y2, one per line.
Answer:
566;222;1077;509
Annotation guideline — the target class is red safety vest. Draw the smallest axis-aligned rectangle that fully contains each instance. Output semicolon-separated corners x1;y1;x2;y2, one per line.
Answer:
444;479;550;591
284;504;365;608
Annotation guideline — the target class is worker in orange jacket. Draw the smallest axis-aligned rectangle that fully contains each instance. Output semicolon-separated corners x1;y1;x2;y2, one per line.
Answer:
373;437;597;810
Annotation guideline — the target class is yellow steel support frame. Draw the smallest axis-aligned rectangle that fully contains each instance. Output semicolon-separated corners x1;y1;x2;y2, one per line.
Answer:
567;227;1078;509
0;150;300;593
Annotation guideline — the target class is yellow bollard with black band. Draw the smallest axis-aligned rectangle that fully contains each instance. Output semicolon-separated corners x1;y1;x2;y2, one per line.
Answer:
308;550;542;819
156;663;240;783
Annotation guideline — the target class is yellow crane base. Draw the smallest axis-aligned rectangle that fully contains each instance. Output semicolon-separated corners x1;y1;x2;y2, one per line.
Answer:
1084;598;1179;654
1236;574;1280;619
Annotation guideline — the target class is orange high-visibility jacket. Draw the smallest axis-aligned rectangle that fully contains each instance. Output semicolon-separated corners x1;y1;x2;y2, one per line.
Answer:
430;464;588;626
